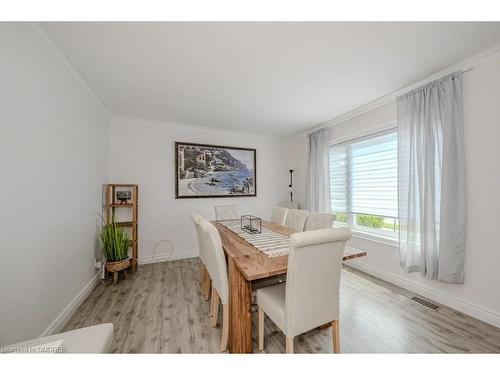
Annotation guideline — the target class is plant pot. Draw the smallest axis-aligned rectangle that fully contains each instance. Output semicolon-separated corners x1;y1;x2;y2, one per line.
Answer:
105;258;130;284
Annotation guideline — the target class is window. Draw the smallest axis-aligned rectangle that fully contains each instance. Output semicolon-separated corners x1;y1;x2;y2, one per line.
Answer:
329;129;398;238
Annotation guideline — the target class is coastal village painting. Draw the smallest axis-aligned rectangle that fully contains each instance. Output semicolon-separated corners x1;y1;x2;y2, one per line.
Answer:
175;142;256;198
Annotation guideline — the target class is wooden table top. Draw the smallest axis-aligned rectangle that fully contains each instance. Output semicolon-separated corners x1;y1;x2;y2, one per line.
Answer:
213;220;367;281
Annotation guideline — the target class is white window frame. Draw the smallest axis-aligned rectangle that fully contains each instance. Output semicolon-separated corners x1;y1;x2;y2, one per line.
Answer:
329;124;399;245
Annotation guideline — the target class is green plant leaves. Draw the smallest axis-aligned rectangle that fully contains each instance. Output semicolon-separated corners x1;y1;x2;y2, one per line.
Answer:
98;215;130;262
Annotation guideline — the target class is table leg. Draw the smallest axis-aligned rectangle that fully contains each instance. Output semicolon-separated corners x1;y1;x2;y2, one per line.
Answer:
228;258;253;353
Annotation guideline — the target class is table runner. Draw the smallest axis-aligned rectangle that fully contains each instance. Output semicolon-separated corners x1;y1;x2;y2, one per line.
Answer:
218;220;289;258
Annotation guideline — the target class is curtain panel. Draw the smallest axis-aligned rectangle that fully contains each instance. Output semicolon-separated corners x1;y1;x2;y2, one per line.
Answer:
306;128;331;212
397;71;466;284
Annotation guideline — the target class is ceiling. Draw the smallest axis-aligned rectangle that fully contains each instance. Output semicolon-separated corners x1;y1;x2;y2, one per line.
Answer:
48;22;500;137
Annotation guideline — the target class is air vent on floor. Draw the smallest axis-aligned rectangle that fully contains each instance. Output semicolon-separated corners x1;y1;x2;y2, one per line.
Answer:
411;296;440;311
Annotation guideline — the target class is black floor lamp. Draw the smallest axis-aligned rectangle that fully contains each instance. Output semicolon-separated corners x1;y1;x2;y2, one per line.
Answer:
288;168;294;203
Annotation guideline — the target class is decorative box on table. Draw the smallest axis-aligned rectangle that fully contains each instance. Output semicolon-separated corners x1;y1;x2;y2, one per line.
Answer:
241;215;262;234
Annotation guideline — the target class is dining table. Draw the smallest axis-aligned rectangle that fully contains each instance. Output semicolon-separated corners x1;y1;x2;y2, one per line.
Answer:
212;219;367;354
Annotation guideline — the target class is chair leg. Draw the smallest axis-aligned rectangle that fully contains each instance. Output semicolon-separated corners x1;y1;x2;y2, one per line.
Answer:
209;285;215;318
211;288;220;327
200;270;206;298
286;336;294;353
201;267;206;298
258;306;264;351
220;303;229;352
203;270;211;301
199;262;204;287
332;320;340;353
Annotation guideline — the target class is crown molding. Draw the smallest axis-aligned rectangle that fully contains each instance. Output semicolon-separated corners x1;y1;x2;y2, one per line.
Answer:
112;115;290;141
304;43;500;136
31;22;111;117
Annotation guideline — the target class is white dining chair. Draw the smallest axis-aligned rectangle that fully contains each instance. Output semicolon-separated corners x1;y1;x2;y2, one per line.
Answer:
279;201;299;209
198;217;230;352
191;212;212;302
284;209;309;232
271;207;289;226
304;212;336;231
257;227;352;353
215;205;239;221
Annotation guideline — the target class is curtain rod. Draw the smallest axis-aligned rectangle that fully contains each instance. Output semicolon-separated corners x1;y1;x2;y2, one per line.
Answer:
331;126;397;147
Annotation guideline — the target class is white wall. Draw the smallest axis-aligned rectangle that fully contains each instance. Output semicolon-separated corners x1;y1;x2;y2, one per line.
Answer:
0;24;110;345
288;54;500;327
109;117;290;262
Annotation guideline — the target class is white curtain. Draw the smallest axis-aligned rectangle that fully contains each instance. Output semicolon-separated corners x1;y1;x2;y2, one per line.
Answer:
306;128;331;212
397;71;466;283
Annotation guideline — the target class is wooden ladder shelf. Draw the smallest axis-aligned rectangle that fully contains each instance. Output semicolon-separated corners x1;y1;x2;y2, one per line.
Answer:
103;184;139;274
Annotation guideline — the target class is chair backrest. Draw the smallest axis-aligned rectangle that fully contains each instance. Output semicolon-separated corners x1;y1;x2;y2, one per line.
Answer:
198;217;229;304
215;205;239;221
270;207;289;226
284;209;309;232
190;212;206;264
304;212;336;231
285;228;352;337
279;201;299;210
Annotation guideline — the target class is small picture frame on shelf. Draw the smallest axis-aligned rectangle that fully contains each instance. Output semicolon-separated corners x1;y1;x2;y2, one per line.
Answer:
116;191;132;204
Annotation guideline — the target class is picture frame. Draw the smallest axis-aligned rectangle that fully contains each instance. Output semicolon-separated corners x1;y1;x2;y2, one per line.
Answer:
175;142;257;199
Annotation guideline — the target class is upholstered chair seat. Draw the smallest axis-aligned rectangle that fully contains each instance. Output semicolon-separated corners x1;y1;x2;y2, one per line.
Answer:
256;283;286;331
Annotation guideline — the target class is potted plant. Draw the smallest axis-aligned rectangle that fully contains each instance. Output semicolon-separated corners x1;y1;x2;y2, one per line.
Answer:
98;215;131;284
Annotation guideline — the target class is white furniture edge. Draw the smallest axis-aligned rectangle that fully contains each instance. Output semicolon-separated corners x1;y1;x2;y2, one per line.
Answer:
346;254;500;328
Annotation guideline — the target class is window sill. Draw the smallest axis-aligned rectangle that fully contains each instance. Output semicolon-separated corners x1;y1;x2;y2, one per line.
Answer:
351;229;399;248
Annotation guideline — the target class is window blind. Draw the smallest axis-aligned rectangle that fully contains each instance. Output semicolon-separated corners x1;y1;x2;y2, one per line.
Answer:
329;144;348;213
329;129;398;218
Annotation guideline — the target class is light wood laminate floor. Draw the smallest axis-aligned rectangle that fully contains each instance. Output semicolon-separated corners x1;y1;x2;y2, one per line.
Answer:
63;258;500;353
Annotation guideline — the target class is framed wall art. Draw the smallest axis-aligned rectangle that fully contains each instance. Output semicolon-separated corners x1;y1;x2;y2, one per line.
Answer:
175;142;257;199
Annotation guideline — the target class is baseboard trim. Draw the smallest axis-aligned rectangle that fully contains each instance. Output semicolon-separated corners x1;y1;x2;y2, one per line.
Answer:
41;272;100;337
138;248;198;265
347;258;500;328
